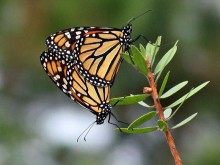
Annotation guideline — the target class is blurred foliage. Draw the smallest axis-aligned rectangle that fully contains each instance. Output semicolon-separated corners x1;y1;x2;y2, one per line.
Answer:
0;0;220;165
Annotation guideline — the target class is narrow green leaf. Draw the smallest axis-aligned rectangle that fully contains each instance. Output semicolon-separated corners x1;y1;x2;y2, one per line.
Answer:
157;120;168;132
128;111;156;130
167;88;193;120
166;81;210;108
159;71;170;96
163;108;172;119
131;45;148;76
110;94;149;106
146;36;161;65
154;41;178;74
160;81;188;99
146;43;152;61
116;127;158;134
138;101;152;108
172;113;198;129
140;44;146;58
121;52;133;65
130;94;152;108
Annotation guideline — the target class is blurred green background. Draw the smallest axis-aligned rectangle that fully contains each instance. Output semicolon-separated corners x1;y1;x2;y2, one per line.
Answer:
0;0;219;165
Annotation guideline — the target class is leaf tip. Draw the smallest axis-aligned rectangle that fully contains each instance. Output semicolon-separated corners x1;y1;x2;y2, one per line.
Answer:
175;40;179;46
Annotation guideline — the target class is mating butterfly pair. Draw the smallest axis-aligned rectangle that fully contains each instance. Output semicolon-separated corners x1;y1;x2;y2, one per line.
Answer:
40;10;151;125
40;23;132;124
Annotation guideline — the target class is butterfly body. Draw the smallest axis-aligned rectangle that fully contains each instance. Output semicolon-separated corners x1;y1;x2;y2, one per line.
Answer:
46;25;132;87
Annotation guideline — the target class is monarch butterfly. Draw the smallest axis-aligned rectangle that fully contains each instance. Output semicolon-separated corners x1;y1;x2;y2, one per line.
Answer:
45;10;151;87
46;26;130;88
40;51;113;124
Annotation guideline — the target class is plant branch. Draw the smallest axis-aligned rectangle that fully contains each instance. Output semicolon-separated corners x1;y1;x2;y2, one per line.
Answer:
146;57;182;165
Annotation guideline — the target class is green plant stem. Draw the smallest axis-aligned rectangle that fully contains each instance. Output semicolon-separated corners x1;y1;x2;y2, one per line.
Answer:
146;57;182;165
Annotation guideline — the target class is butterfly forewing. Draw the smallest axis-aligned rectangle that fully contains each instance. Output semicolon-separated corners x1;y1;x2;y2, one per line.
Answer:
45;25;132;87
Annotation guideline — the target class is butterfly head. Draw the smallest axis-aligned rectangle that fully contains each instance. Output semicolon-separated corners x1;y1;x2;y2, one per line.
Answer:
96;103;112;124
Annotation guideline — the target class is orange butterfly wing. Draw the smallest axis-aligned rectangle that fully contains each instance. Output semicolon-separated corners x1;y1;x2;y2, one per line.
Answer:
45;25;132;87
40;51;112;124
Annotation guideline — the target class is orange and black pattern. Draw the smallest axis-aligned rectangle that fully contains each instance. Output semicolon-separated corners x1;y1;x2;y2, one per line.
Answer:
40;51;112;124
46;25;132;87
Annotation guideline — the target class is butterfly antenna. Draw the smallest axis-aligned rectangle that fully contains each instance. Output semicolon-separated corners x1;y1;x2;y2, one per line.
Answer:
127;10;153;24
77;121;96;142
83;122;96;141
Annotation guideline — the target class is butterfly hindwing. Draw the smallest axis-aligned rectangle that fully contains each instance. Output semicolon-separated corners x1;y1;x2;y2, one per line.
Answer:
40;51;112;124
40;51;71;96
67;63;111;113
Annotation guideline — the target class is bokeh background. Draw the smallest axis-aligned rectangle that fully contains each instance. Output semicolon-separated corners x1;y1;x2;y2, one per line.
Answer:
0;0;219;165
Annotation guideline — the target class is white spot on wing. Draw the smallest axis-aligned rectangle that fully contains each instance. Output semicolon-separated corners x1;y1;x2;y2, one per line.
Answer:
63;78;68;85
65;41;70;47
65;32;71;39
76;35;80;40
57;66;62;72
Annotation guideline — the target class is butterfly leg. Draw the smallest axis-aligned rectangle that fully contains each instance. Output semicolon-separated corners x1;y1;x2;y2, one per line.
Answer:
110;112;129;125
132;34;150;43
107;113;123;132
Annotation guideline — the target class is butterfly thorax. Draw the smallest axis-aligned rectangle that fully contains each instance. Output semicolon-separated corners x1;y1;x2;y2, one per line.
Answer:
96;103;112;124
121;24;132;51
